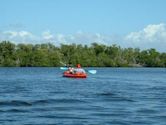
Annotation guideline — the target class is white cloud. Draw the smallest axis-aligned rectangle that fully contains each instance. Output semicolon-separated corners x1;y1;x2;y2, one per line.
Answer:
42;31;54;40
55;34;68;44
19;31;33;37
3;31;18;38
0;30;36;44
3;30;33;38
0;23;166;52
125;23;166;51
41;32;111;45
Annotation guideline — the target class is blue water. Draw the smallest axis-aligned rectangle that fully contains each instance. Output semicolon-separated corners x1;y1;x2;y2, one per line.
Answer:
0;68;166;125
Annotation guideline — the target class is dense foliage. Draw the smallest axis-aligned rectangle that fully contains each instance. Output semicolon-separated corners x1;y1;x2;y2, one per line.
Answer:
0;41;166;67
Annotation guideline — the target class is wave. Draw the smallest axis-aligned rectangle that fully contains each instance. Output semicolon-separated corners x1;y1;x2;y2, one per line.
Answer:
95;92;135;102
31;98;87;106
37;115;89;120
0;109;29;113
0;100;32;106
0;98;87;107
96;92;116;97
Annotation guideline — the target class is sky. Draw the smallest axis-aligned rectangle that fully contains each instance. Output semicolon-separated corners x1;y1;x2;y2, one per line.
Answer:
0;0;166;51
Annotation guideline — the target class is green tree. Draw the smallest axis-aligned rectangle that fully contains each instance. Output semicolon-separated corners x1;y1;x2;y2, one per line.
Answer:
0;41;165;67
0;41;16;66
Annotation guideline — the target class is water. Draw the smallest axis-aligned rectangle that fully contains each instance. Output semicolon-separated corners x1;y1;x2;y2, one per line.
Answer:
0;68;166;125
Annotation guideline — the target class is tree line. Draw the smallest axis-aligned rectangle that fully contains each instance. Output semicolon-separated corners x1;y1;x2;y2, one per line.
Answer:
0;41;166;67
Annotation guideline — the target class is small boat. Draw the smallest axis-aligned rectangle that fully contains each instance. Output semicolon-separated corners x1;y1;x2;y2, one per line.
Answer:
63;71;87;78
62;64;88;78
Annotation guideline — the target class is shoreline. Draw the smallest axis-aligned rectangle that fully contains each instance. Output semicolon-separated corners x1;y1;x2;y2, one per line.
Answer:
0;66;165;68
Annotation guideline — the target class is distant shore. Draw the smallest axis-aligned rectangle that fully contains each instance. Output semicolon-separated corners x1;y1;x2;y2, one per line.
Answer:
0;41;166;67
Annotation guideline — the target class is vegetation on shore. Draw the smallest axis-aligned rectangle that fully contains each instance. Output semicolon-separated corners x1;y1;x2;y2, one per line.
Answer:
0;41;166;67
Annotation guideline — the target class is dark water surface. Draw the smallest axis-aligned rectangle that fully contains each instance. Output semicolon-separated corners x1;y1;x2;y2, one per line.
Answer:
0;68;166;125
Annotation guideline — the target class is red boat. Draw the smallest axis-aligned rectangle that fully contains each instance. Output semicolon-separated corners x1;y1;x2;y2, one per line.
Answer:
63;71;87;78
63;64;87;78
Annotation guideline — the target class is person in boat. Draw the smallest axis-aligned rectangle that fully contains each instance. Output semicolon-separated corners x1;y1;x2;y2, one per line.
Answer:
66;62;72;68
65;62;74;74
68;67;74;74
73;64;86;74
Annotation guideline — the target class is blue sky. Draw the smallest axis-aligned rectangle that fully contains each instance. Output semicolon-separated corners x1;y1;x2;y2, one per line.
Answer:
0;0;166;51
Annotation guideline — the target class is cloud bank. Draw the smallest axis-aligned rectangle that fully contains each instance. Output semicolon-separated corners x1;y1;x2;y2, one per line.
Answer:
0;23;166;52
125;23;166;51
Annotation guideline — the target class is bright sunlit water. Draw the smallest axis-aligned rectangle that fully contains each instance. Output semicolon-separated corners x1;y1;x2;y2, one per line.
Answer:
0;68;166;125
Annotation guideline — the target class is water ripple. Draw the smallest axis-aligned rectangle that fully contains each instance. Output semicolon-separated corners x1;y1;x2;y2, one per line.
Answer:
0;100;32;107
0;68;165;125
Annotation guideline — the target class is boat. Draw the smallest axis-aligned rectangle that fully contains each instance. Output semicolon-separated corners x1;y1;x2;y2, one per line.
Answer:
63;71;87;78
62;64;87;78
61;64;96;78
